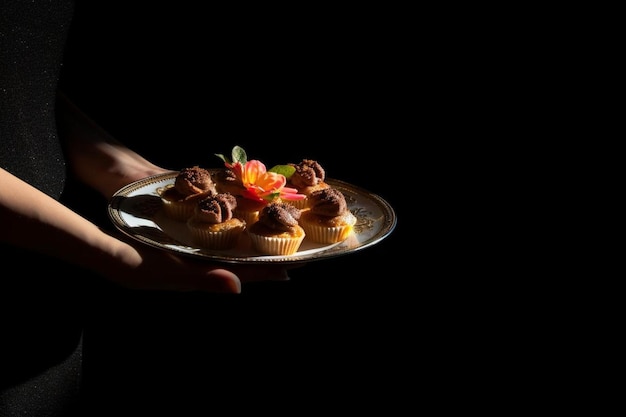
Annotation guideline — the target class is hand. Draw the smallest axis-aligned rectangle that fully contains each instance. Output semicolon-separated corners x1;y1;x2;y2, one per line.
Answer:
101;233;302;294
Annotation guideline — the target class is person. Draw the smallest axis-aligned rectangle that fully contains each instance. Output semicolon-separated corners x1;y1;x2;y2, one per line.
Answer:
0;2;299;415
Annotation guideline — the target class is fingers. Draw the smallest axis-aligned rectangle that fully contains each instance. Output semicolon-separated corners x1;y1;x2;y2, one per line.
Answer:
121;238;306;294
203;269;242;294
175;263;292;294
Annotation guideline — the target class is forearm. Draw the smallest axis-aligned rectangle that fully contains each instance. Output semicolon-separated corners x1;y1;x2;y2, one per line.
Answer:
0;168;140;276
56;91;170;199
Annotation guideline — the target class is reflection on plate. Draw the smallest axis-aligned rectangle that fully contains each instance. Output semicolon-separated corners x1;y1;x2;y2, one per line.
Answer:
107;172;396;264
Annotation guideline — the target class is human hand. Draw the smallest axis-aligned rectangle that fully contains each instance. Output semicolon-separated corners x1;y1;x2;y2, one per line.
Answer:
101;234;303;294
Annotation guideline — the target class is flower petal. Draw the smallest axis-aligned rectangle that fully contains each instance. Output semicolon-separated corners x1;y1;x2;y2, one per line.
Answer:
241;160;267;187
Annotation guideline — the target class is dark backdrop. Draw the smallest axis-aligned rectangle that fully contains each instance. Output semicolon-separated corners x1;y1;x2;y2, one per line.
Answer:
58;2;417;410
59;1;408;267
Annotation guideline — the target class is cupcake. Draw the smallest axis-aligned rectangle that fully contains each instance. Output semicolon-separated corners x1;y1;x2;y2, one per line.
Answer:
212;168;261;223
299;188;357;244
286;159;330;209
187;193;246;250
233;197;268;225
213;167;246;196
159;166;217;221
248;202;306;255
214;147;305;224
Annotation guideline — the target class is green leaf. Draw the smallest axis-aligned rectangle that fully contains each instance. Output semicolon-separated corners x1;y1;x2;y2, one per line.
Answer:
214;153;230;164
264;191;281;202
269;164;296;178
231;146;247;164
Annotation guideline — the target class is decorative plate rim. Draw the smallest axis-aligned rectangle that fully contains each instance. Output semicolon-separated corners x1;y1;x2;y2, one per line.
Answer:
107;171;396;264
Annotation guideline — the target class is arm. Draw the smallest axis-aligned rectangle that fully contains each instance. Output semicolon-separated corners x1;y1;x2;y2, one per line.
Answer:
56;90;170;199
0;93;290;293
0;167;261;292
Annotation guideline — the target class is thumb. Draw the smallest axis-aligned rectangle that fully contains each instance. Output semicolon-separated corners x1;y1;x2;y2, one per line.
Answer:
200;269;242;294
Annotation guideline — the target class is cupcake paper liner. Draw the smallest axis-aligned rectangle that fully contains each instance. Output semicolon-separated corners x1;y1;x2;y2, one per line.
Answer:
188;224;245;250
300;223;353;244
248;232;305;255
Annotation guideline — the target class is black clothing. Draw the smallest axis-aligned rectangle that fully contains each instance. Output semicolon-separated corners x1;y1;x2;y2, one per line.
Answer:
0;0;72;198
1;1;84;415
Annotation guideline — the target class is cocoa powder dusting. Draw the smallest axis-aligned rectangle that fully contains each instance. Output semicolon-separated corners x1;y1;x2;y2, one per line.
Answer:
195;193;237;223
308;188;347;217
174;166;216;196
289;159;325;188
257;202;301;232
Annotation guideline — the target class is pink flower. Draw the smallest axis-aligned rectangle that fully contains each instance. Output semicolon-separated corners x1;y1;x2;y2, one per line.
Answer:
228;159;305;203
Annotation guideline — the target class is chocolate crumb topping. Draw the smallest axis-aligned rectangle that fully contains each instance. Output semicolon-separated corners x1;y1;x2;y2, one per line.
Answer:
195;193;238;223
214;168;247;195
257;202;301;232
308;188;348;217
174;166;216;196
215;168;239;185
289;159;325;188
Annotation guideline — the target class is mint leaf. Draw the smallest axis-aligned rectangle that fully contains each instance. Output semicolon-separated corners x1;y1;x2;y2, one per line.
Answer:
214;153;230;164
269;164;296;178
231;146;247;164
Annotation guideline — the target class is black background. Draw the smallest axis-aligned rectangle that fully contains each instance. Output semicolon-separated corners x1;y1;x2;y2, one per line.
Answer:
59;1;410;279
58;3;424;411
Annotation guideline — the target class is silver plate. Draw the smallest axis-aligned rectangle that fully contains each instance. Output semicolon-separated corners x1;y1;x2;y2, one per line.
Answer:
108;172;396;264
